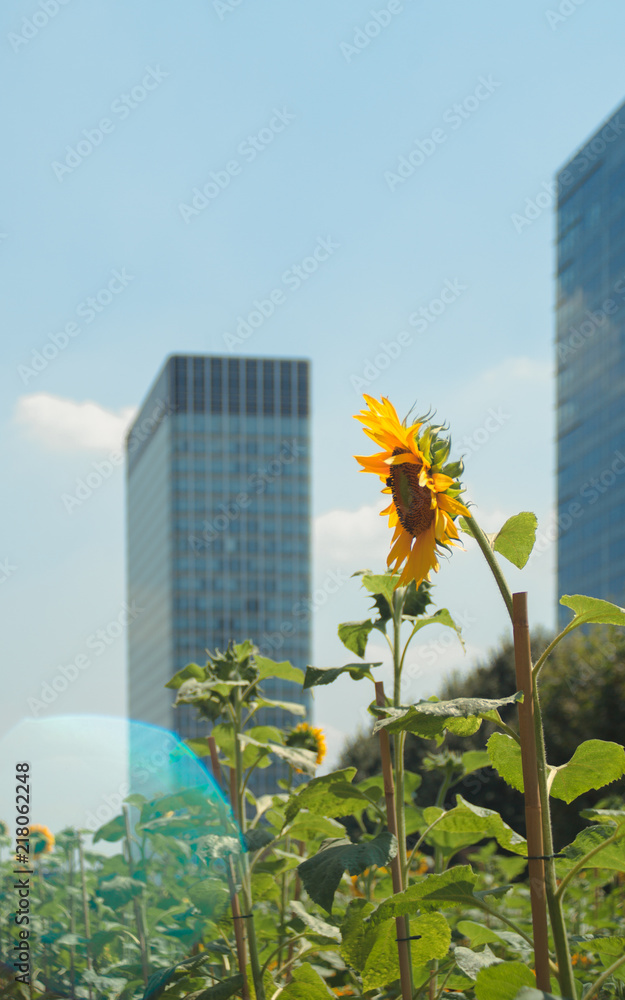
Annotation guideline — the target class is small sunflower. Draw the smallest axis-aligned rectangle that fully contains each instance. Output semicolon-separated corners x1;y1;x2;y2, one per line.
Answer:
354;395;470;587
28;824;55;855
285;722;327;766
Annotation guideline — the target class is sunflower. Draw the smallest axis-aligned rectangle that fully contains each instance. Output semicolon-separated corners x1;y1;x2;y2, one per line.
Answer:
354;395;470;587
28;824;55;855
285;722;327;766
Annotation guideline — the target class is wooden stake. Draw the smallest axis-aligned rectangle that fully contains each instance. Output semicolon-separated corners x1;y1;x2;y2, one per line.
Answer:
375;681;413;1000
207;737;250;1000
513;593;551;992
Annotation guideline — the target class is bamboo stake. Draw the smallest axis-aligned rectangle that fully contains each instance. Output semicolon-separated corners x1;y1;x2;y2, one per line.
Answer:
375;681;413;1000
512;593;551;992
207;737;250;1000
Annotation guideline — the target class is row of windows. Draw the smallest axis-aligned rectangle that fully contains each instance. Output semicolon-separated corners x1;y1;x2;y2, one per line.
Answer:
174;631;310;652
174;560;309;581
183;538;309;556
173;437;307;458
174;613;310;632
173;497;308;514
173;516;309;534
170;356;309;417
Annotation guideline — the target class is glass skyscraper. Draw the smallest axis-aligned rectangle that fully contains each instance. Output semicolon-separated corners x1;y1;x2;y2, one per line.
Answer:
556;100;625;624
126;355;311;792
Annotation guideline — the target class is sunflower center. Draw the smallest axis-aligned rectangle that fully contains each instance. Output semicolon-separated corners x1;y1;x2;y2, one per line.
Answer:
386;448;435;538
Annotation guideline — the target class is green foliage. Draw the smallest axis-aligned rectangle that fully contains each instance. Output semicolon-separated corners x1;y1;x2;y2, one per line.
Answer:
550;740;625;803
419;795;527;857
303;661;381;688
279;963;334;997
487;732;524;792
297;831;397;912
560;593;625;628
557;823;625;873
492;513;537;569
474;961;536;999
283;768;369;827
373;692;523;742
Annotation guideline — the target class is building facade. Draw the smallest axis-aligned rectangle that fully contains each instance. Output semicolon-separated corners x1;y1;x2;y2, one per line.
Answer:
556;101;625;623
127;355;311;792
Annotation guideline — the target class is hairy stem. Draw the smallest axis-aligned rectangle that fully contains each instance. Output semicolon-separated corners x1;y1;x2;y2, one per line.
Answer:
462;515;513;622
532;675;576;997
234;695;265;1000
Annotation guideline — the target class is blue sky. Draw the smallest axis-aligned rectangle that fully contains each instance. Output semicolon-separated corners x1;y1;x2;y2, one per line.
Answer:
2;0;624;822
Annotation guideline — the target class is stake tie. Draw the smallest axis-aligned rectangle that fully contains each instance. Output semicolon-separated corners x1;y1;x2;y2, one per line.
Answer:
526;853;565;860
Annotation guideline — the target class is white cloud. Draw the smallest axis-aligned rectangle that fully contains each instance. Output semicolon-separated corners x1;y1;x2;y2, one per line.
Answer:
14;394;136;452
478;356;552;385
314;503;390;570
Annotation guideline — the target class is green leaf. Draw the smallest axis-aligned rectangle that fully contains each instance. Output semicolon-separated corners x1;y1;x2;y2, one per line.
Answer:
96;875;144;908
370;865;478;924
297;831;397;913
123;793;147;808
340;898;375;971
337;620;377;658
243;828;274;852
143;966;180;1000
165;662;205;690
454;944;501;980
284;768;369;827
187;878;231;919
556;824;625;874
289;899;341;940
402;578;434;618
190;975;245;1000
286;813;347;841
279;963;334;998
420;795;527;856
184;737;213;759
360;572;398;607
560;593;625;628
252;696;306;716
487;733;524;792
513;991;566;1000
374;693;523;742
405;911;451;968
93;814;126;843
404;608;465;651
580;807;625;826
457;920;506;947
238;734;318;775
550;740;625;803
254;655;304;685
360;913;451;992
492;513;538;569
475;962;536;1000
462;750;491;774
303;661;381;689
210;724;272;770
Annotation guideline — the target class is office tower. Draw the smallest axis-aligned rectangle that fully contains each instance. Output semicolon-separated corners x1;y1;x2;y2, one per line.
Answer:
126;355;311;793
556;101;625;624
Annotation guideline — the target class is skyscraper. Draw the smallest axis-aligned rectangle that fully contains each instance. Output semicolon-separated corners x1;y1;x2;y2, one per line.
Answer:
126;355;311;791
556;101;625;623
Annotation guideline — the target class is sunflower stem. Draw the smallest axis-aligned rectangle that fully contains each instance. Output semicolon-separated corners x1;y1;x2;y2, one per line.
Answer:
233;693;265;1000
391;592;408;885
463;515;513;622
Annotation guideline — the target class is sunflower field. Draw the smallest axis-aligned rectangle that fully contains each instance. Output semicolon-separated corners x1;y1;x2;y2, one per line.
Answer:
2;395;625;1000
